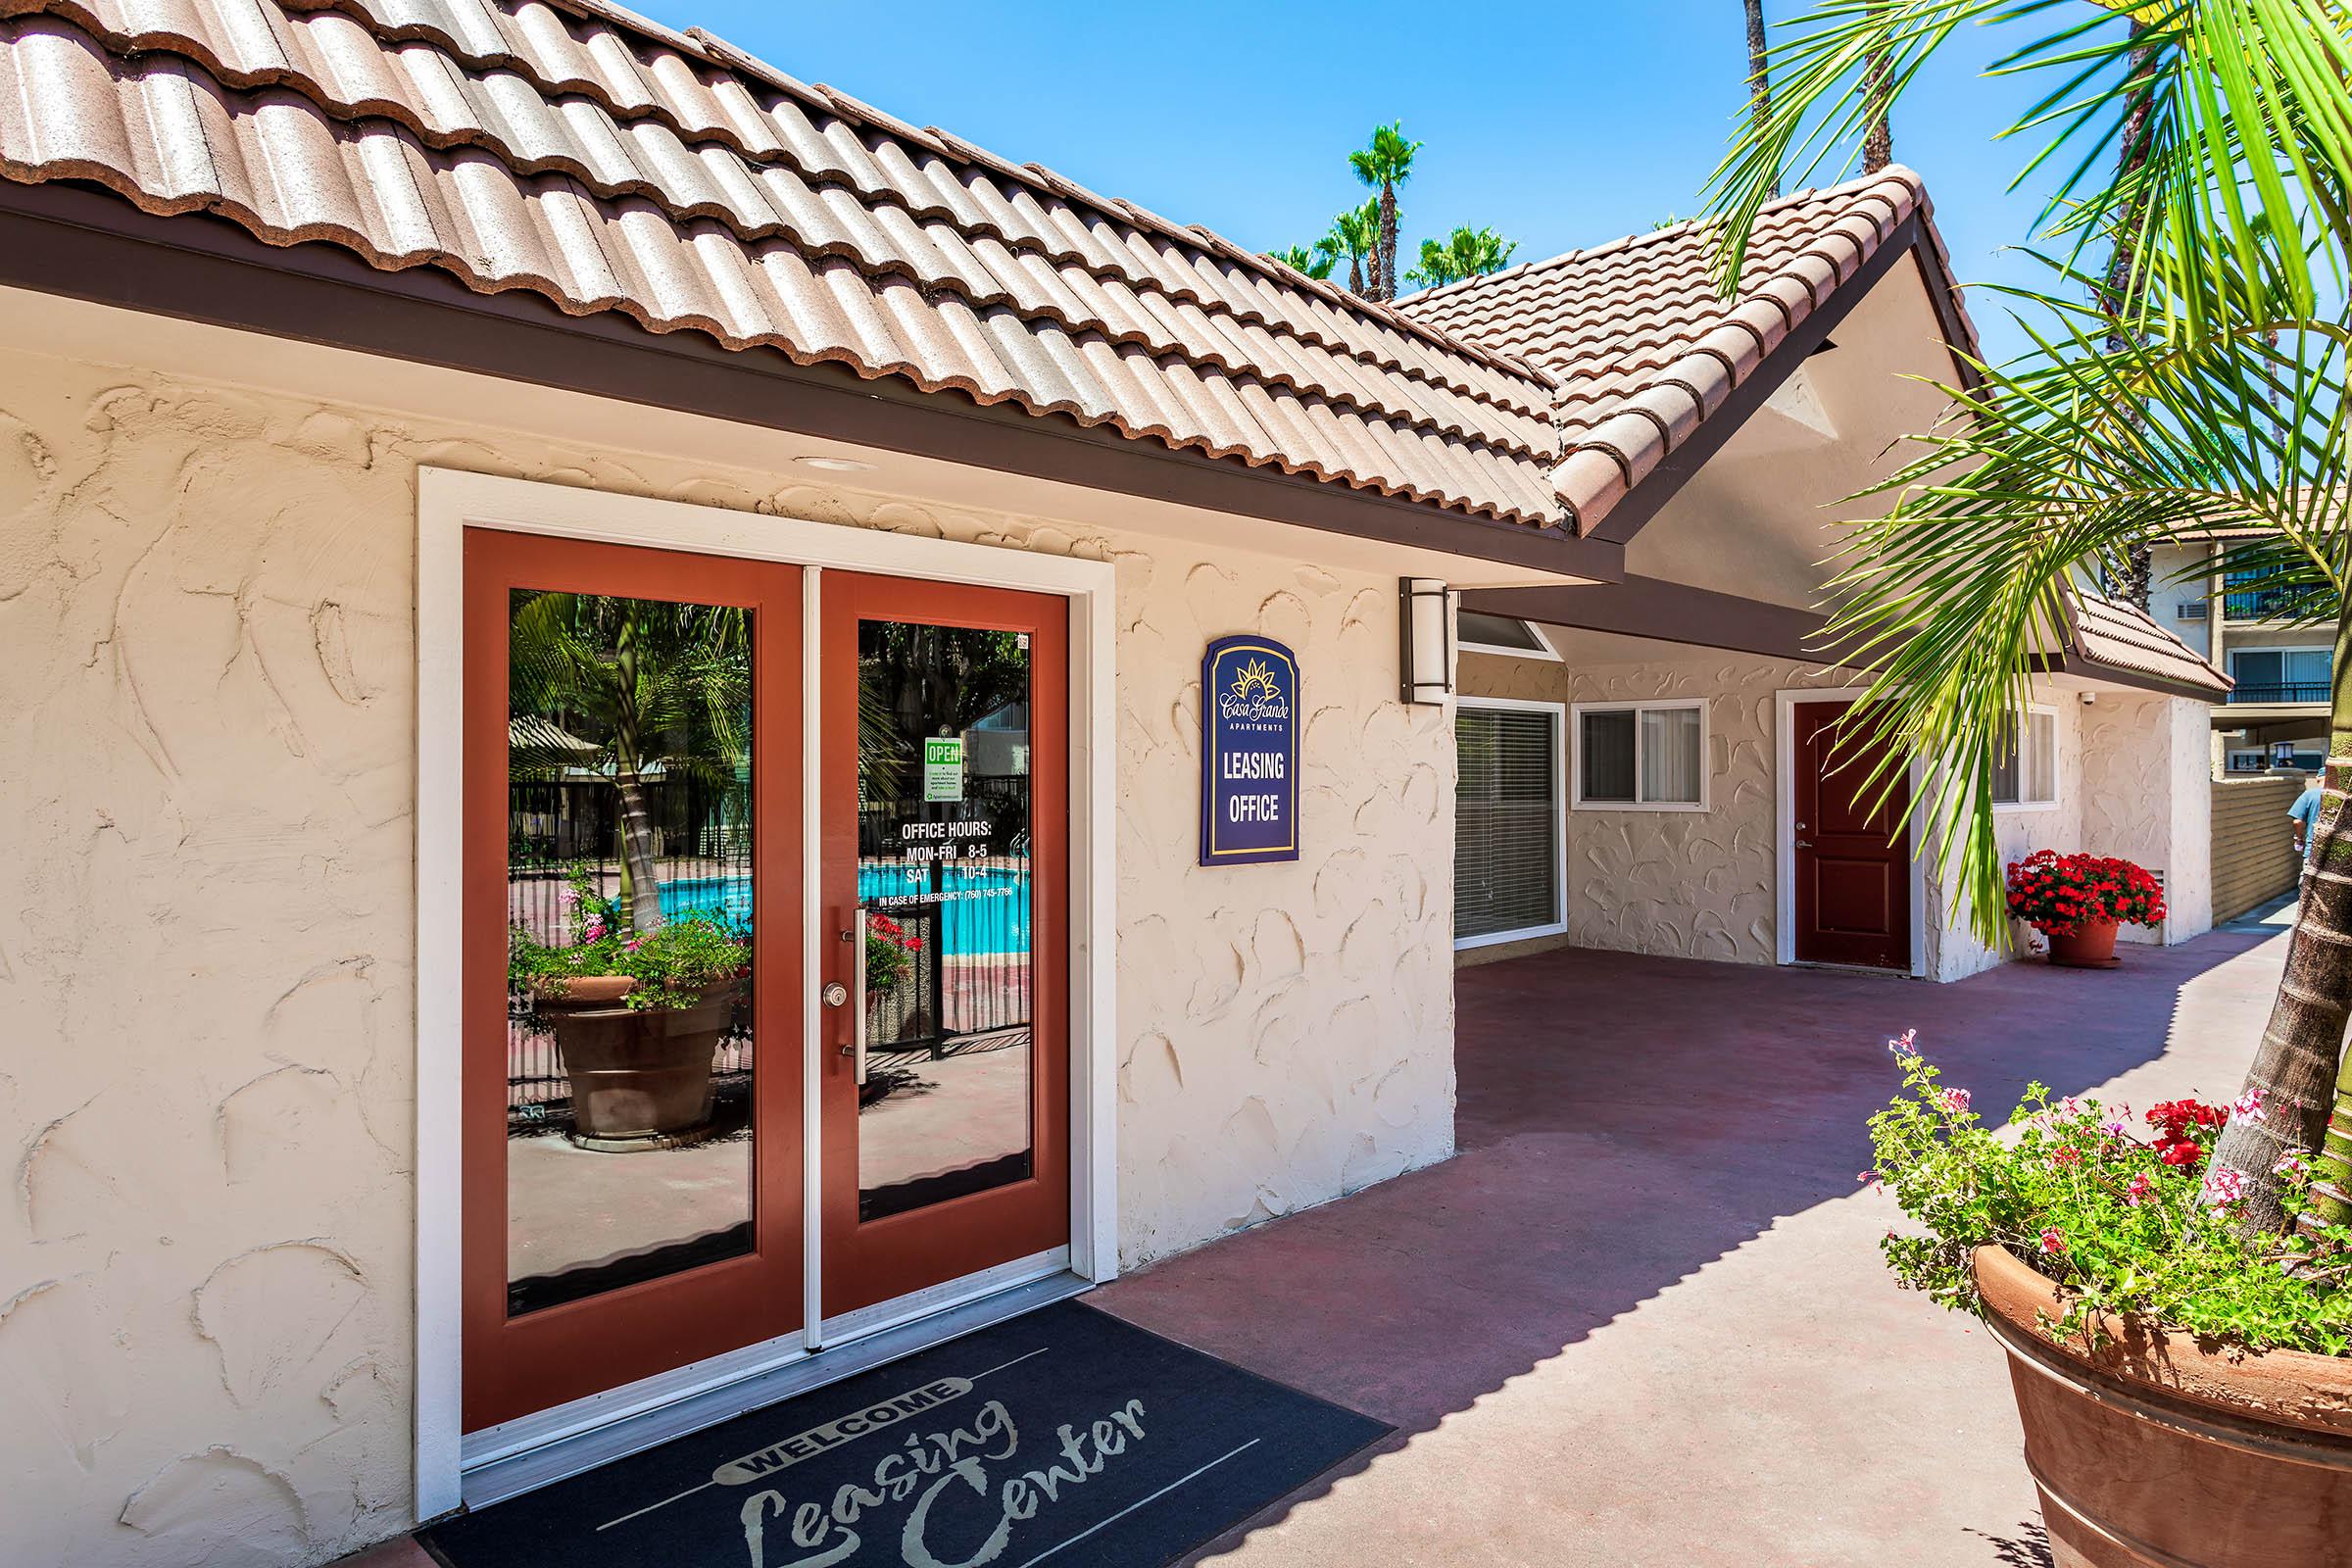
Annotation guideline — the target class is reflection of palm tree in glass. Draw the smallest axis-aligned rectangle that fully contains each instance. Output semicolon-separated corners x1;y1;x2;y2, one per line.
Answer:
858;624;1027;803
509;593;749;932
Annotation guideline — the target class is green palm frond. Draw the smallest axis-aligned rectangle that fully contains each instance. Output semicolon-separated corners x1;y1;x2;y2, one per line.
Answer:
1819;268;2349;940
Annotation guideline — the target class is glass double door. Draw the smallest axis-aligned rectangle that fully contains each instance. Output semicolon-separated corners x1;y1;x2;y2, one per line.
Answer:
462;532;1068;1434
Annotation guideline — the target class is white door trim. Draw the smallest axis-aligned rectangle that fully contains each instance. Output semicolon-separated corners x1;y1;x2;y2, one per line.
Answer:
413;467;1120;1519
1772;687;1929;980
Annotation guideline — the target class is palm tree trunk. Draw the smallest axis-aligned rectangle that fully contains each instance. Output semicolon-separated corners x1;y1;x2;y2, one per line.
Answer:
1862;5;1892;173
610;614;665;934
1349;255;1364;296
1745;0;1779;200
2103;21;2159;612
1378;182;1397;303
2212;595;2352;1233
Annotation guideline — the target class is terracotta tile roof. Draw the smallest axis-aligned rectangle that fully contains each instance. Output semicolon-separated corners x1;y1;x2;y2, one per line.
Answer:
2068;589;2232;695
0;0;1570;527
1397;171;1955;532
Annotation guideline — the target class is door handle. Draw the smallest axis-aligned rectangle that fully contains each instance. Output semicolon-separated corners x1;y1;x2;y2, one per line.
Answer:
839;907;868;1086
1795;839;1814;850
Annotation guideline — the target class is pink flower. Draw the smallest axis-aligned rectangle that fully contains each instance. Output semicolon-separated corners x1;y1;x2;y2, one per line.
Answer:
623;938;643;953
583;922;607;942
2101;1113;2131;1139
2274;1152;2310;1181
2231;1087;2267;1125
2038;1228;2068;1255
1886;1029;1920;1058
561;890;581;908
1940;1088;1973;1116
2123;1173;2155;1207
2201;1164;2246;1210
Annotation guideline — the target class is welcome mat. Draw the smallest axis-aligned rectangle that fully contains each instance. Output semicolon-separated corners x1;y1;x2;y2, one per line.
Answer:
420;1300;1389;1568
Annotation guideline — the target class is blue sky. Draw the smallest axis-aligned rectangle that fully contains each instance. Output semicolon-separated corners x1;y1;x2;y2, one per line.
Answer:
648;1;2120;366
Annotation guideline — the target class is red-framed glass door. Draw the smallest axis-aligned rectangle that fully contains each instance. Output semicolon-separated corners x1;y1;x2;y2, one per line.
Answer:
817;571;1071;1319
460;529;803;1433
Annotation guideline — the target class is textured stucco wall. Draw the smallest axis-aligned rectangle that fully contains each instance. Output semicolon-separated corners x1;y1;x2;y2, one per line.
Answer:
1457;647;1861;965
0;342;1453;1566
2081;692;2216;945
1456;645;2201;980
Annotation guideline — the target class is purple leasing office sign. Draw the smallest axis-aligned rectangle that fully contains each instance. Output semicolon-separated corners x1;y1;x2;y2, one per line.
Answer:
1200;634;1299;865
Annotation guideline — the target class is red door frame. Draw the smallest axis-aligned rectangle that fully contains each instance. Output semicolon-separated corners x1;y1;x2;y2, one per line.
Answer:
460;529;804;1433
1790;699;1914;972
817;571;1071;1320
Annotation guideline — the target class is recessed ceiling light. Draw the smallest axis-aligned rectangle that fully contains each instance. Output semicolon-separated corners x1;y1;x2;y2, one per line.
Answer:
795;455;875;472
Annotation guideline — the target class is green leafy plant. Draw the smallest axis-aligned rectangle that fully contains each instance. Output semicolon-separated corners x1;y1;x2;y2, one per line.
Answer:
1870;1030;2352;1354
1703;0;2352;1237
1405;225;1520;287
864;911;923;993
510;865;748;1012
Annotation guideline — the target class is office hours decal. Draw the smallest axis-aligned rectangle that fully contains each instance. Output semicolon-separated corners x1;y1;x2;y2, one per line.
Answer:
1200;635;1299;865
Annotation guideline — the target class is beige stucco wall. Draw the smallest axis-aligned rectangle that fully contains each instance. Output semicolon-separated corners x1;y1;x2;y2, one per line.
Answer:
0;337;1454;1566
1457;639;2208;980
1457;644;1864;966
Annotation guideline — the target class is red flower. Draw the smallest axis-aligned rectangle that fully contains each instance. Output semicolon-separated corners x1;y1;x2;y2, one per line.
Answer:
2161;1141;2202;1167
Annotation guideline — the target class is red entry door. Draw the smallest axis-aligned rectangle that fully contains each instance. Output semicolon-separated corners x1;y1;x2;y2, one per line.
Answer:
1791;700;1912;971
461;530;804;1433
818;572;1070;1320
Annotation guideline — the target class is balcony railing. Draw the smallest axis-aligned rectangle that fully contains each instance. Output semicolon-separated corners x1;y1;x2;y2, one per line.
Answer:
2225;587;2329;622
2226;681;2331;705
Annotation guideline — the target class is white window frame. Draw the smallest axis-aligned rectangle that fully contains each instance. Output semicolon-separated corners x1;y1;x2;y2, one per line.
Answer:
1452;696;1569;951
1990;703;2061;811
1570;698;1711;812
1455;612;1563;662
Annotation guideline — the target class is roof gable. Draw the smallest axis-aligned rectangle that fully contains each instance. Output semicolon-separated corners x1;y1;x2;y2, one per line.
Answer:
1398;171;1964;535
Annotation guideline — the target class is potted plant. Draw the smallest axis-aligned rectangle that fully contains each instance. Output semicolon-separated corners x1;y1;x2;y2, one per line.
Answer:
2004;851;2167;967
1868;1033;2352;1568
511;868;750;1149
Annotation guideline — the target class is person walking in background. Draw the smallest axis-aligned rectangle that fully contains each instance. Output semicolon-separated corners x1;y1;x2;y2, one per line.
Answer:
2290;776;2324;863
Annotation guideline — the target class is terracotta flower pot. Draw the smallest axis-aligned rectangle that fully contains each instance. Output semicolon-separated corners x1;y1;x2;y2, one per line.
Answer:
532;979;741;1150
2045;917;2120;968
1972;1244;2352;1568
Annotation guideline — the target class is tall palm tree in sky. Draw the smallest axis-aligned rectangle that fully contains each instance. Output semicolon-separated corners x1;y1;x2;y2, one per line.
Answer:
1406;225;1520;288
1349;122;1421;302
1745;0;1780;198
1861;4;1893;172
1707;0;2352;1234
1267;242;1336;281
1328;201;1380;298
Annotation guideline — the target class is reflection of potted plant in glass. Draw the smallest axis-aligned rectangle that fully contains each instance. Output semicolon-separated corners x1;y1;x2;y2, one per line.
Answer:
511;868;749;1148
863;912;922;1017
2004;851;2166;968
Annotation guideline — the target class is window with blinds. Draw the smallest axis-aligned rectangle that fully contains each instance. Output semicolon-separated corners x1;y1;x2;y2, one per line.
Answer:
1455;705;1562;942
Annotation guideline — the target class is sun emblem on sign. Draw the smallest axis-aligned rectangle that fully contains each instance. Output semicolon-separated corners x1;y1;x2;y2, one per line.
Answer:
1229;658;1281;703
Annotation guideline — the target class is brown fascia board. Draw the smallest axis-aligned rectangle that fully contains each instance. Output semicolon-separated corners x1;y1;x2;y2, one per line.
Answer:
1585;210;1938;546
1463;574;1850;664
2023;652;2228;703
0;177;1622;584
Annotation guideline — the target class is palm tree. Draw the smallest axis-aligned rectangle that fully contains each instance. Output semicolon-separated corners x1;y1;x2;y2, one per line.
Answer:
1267;242;1337;281
2099;18;2163;609
1745;0;1780;198
1328;201;1381;297
1349;122;1422;302
1405;225;1521;288
509;593;750;933
1705;0;2352;1235
1861;4;1893;172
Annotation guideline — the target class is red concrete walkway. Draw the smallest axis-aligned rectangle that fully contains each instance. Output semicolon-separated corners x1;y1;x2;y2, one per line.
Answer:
1096;916;2291;1567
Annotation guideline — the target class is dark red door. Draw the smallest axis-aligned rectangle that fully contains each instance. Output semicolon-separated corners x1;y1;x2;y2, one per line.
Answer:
1791;700;1912;971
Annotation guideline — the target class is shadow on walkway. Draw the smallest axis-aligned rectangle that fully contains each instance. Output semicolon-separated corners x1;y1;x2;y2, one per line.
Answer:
1096;925;2278;1560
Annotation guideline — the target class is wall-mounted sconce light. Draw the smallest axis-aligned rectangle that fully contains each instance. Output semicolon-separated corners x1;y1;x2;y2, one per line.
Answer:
1399;577;1455;706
